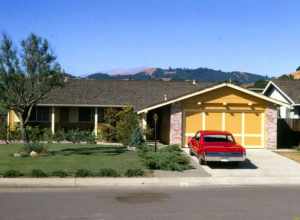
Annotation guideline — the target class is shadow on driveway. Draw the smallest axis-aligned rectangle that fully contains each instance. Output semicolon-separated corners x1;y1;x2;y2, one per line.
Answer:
206;159;258;170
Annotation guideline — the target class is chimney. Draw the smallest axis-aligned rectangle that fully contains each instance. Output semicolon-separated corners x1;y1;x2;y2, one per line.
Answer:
163;94;168;101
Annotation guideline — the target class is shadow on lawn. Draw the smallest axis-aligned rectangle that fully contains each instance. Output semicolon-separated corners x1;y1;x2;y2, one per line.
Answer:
49;146;127;156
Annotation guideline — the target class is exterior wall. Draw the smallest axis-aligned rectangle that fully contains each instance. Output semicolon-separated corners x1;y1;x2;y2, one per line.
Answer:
169;103;183;145
264;107;278;149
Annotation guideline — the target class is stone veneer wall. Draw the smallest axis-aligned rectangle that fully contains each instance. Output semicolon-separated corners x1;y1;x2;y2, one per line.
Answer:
265;107;278;149
169;103;183;145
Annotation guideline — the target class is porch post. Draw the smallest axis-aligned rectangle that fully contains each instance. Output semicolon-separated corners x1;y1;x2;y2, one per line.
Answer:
51;106;55;135
140;112;147;139
94;107;98;137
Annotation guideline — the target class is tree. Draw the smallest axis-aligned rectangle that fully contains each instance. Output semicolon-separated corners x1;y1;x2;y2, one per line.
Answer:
116;106;139;146
254;79;268;88
297;66;300;71
0;33;64;143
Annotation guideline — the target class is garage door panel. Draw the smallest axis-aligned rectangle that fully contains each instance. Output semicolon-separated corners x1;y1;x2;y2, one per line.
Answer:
244;137;261;146
205;112;222;130
225;112;241;134
234;136;242;145
245;113;261;134
185;112;202;133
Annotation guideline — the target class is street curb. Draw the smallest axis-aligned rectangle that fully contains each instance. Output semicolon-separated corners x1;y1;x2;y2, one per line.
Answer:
1;177;300;188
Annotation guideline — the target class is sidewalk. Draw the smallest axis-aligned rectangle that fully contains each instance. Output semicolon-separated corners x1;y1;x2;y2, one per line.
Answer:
1;176;300;188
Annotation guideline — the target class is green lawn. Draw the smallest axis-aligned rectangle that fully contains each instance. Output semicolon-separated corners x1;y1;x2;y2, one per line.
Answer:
0;144;146;176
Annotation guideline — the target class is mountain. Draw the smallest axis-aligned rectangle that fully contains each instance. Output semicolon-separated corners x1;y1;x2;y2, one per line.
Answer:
86;67;267;83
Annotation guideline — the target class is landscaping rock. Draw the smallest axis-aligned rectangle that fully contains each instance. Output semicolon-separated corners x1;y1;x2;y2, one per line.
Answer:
30;151;38;157
13;152;21;157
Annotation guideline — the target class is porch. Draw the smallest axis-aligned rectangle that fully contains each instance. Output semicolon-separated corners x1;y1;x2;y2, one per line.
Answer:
28;106;122;137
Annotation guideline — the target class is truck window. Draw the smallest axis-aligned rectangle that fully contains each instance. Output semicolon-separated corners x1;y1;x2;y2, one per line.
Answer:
203;134;234;143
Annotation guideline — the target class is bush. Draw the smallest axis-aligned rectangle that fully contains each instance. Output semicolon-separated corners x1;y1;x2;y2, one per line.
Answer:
140;145;191;171
51;170;68;177
124;168;145;177
66;129;82;144
83;131;96;144
42;128;53;143
3;169;23;177
96;168;120;177
31;169;48;177
75;169;93;177
53;129;65;143
23;142;48;154
116;106;139;146
129;127;145;147
26;126;43;142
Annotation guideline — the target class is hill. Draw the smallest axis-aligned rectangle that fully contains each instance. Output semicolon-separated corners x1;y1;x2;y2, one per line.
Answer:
86;67;266;83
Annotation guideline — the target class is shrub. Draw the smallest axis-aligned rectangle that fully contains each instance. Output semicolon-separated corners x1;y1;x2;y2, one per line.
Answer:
26;126;43;142
23;142;48;154
96;168;120;177
66;129;82;144
116;106;139;146
75;169;93;177
51;170;68;177
0;125;7;140
129;127;145;147
98;123;116;142
83;131;96;144
42;128;53;143
124;168;145;177
3;169;23;177
140;145;191;171
53;129;65;143
31;169;48;177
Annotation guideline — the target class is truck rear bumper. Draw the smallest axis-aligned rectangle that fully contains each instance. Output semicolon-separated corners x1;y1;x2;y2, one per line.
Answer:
205;155;246;162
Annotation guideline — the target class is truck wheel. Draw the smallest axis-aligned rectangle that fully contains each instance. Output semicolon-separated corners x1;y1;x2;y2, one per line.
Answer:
199;157;207;165
189;148;193;156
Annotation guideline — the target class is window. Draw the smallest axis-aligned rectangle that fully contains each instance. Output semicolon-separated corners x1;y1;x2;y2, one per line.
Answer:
78;108;92;122
203;134;234;143
29;107;49;122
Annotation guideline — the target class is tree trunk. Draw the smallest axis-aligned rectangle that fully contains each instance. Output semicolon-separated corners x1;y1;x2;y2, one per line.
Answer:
17;114;28;144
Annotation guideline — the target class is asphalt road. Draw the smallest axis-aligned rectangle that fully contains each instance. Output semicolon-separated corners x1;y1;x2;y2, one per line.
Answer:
0;186;300;220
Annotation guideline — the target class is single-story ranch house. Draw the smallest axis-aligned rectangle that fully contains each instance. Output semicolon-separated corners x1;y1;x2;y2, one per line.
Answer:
6;79;287;149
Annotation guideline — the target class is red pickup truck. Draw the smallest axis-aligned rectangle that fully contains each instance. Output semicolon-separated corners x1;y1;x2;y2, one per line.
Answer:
188;131;246;165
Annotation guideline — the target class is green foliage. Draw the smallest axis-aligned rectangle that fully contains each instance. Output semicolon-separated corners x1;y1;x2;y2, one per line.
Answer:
254;79;268;88
53;129;65;142
116;106;139;146
31;169;48;177
23;142;47;154
0;124;7;140
51;170;68;177
124;168;145;177
65;129;96;144
96;168;120;177
3;169;23;177
277;74;294;80
129;127;145;147
75;169;93;177
42;128;53;143
297;66;300;71
0;33;65;143
140;145;191;171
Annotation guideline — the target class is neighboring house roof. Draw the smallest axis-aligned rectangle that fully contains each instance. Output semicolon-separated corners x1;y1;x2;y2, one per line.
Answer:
263;80;300;105
137;83;289;114
40;79;213;111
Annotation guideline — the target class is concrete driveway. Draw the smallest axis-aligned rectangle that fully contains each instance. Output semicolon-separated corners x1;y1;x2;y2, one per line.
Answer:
186;149;300;178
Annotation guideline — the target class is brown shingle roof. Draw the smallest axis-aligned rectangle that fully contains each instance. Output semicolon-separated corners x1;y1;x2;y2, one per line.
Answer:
271;80;300;104
40;79;213;111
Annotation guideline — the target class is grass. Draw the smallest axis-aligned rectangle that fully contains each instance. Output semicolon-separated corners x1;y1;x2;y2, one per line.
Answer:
0;144;146;176
277;151;300;164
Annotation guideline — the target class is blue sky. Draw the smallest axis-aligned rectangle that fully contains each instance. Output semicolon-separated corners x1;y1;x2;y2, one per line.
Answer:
0;0;299;76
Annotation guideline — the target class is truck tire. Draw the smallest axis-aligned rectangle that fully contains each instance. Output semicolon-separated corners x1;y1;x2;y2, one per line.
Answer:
199;157;207;165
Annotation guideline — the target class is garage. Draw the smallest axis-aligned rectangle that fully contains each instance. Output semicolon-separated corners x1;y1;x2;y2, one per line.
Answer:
184;111;264;148
138;83;286;150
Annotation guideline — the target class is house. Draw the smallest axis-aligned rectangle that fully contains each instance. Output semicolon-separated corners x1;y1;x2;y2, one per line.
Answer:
263;80;300;119
7;79;286;149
